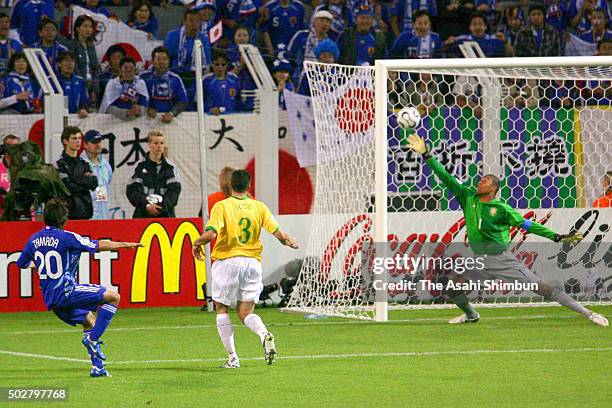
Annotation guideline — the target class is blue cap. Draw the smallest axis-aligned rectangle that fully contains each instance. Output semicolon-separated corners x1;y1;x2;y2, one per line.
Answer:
84;130;103;143
354;2;373;17
314;39;340;61
271;58;293;73
193;0;216;11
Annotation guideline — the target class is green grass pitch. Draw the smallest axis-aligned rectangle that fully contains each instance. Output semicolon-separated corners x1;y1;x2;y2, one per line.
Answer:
0;305;611;407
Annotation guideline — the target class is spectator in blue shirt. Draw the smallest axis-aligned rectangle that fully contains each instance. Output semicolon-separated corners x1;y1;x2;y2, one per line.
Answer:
389;10;442;59
271;57;294;109
56;51;91;118
569;0;611;34
287;10;332;83
227;26;251;68
193;50;241;115
444;12;506;57
390;0;437;37
579;8;612;43
544;0;568;34
33;18;68;69
311;0;353;41
164;9;212;81
142;46;188;123
196;0;219;36
496;5;524;56
298;38;338;96
127;0;158;39
338;2;386;65
261;0;306;57
10;0;55;46
0;51;37;114
99;57;149;120
0;13;23;77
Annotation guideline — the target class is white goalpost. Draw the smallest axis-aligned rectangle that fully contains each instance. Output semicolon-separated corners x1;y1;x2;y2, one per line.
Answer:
286;56;612;321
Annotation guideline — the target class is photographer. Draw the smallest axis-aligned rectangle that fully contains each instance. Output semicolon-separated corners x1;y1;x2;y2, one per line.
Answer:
126;129;181;218
0;134;21;219
55;126;98;220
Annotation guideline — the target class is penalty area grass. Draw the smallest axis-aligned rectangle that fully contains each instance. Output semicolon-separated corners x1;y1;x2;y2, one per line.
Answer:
0;305;610;407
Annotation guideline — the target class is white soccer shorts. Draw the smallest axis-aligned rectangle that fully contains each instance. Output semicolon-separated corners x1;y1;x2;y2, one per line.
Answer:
211;256;263;307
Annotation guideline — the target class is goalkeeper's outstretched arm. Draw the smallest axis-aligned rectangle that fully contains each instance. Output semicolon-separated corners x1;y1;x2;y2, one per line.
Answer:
504;205;583;243
407;134;468;202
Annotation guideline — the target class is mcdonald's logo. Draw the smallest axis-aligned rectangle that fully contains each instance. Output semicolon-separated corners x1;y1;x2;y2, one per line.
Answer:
131;221;206;303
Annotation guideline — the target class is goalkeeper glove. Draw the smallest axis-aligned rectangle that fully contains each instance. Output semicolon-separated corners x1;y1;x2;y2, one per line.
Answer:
554;233;584;243
407;134;429;156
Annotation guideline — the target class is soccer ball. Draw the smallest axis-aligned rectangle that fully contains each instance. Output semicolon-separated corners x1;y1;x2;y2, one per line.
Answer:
396;107;421;129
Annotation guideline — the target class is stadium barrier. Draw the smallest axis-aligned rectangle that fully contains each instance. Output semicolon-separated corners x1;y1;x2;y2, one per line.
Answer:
1;208;610;312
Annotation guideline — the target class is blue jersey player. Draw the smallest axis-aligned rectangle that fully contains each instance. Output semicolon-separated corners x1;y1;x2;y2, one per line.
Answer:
17;199;143;377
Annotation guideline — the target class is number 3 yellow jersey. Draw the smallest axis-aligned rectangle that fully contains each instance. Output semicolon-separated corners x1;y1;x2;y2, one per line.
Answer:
205;196;279;262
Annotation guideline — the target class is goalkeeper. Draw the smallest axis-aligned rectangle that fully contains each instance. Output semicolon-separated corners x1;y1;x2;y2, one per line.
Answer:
407;134;608;327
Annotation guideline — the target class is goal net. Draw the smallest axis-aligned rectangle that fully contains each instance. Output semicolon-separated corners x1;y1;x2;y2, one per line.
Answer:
286;57;612;321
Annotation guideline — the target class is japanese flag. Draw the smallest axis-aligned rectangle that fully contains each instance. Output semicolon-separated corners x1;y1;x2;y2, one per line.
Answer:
310;64;374;162
72;6;162;65
208;21;223;44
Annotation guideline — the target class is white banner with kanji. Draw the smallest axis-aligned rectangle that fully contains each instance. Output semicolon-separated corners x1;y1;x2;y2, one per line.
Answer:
0;112;316;218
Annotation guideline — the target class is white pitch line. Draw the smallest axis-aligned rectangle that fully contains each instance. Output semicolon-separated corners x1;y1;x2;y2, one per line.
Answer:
5;314;581;335
1;347;610;367
0;349;89;363
104;347;612;365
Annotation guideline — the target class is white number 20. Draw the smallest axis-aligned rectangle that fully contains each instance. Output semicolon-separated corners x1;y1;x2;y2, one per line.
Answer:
33;251;63;280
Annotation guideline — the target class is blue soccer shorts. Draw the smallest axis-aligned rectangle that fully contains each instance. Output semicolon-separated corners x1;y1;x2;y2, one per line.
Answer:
52;284;107;326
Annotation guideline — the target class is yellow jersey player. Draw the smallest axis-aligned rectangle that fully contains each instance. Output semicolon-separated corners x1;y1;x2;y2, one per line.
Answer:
192;169;299;368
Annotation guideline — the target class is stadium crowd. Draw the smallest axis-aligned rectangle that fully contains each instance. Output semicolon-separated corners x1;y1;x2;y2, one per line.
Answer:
0;0;611;116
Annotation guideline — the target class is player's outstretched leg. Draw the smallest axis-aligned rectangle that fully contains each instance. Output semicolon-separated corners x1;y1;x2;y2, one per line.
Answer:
537;283;609;327
82;312;111;377
83;290;120;360
446;289;480;324
238;301;275;365
215;302;240;369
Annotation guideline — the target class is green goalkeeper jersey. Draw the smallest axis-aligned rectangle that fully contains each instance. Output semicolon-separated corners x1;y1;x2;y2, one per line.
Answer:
426;156;558;255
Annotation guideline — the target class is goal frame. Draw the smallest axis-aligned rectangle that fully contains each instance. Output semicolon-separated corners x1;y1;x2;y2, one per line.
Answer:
373;56;612;321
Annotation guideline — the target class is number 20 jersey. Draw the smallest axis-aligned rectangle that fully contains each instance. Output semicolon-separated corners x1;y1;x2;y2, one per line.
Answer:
17;226;99;309
205;196;278;262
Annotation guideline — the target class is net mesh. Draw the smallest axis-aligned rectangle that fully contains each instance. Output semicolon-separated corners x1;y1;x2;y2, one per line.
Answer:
287;60;612;320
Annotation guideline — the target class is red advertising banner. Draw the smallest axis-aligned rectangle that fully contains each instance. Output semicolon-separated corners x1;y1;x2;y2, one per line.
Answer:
0;218;205;312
